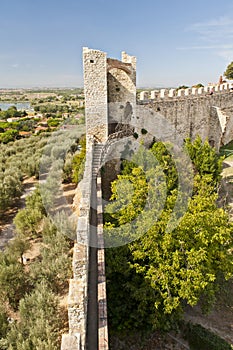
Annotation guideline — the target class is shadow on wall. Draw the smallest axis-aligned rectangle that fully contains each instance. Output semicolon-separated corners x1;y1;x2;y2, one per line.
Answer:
107;72;135;134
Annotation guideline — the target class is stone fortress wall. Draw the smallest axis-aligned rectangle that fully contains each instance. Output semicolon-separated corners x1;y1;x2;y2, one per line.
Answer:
107;51;136;132
83;48;108;143
62;48;233;349
61;139;109;350
84;47;233;151
137;86;233;151
61;48;137;350
83;47;137;140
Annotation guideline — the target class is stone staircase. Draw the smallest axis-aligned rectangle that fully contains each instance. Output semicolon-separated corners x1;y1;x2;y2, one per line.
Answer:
92;143;104;179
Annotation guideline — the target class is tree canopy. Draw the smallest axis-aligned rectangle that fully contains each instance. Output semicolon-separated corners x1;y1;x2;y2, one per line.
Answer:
224;61;233;80
104;137;233;332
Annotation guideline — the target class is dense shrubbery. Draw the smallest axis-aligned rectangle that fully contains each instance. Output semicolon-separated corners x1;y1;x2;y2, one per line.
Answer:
0;127;87;348
0;128;82;347
105;137;233;334
0;214;73;349
0;103;85;144
72;136;86;184
0;167;23;211
184;136;223;186
0;106;27;120
33;102;84;116
224;61;233;80
0;134;49;215
0;107;32;143
0;127;85;215
47;118;62;127
5;282;64;350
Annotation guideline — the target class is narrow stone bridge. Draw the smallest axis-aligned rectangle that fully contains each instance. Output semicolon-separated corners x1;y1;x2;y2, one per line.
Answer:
61;48;233;350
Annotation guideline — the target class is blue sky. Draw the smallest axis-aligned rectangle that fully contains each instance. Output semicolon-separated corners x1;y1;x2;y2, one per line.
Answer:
1;0;233;88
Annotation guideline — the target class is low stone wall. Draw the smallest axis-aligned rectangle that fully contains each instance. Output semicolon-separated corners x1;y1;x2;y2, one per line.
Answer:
61;143;94;350
61;141;109;350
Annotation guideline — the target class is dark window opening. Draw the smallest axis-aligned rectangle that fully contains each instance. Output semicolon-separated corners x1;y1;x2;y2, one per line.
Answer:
116;87;120;92
209;139;215;147
90;60;94;63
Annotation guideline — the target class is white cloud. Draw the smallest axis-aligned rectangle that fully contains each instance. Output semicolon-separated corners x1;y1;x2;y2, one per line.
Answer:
177;44;233;51
180;16;233;61
189;16;233;29
217;50;233;61
187;16;233;39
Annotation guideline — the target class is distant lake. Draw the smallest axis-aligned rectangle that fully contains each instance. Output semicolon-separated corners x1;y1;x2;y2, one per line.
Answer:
0;102;33;111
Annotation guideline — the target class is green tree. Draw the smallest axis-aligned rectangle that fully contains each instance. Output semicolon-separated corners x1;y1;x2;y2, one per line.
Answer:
0;254;28;309
0;304;8;339
30;224;72;293
62;153;73;183
177;85;189;90
184;136;223;186
72;136;86;183
192;83;204;88
47;118;61;128
0;130;19;144
105;245;158;332
7;106;19;118
130;176;232;315
14;208;43;237
5;282;62;350
25;187;46;216
105;138;233;332
5;236;31;265
0;168;23;213
224;61;233;80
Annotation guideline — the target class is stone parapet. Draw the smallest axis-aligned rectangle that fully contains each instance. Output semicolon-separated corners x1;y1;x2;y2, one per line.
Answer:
139;83;233;101
61;141;94;350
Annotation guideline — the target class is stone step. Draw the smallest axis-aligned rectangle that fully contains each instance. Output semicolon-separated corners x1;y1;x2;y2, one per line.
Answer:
93;154;102;158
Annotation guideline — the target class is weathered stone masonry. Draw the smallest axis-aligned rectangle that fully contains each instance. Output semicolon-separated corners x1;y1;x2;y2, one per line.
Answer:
62;47;233;350
144;91;233;150
61;143;93;350
83;48;108;144
83;47;137;140
61;140;109;350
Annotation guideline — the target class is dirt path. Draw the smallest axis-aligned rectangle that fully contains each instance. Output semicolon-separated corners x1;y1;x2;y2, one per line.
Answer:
185;300;233;345
0;177;37;250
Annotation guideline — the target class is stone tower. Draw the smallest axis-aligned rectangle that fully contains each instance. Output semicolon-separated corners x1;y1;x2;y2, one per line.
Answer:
83;47;136;144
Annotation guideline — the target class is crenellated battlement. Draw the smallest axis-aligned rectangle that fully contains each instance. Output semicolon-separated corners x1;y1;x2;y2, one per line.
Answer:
139;83;233;101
